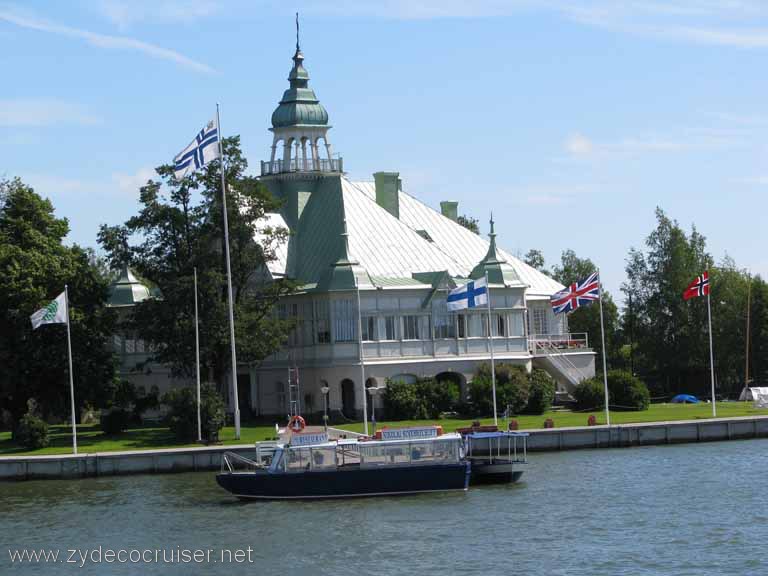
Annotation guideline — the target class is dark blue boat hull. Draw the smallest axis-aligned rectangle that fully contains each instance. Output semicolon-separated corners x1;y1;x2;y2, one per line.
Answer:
216;462;471;500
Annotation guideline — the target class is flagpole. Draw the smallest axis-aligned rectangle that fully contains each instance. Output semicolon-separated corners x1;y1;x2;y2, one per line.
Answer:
485;271;498;426
194;267;202;442
64;285;77;455
216;103;241;439
597;270;610;426
707;289;716;417
356;278;368;436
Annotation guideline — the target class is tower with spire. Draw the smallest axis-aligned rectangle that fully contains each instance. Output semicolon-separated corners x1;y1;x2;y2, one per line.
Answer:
262;14;340;178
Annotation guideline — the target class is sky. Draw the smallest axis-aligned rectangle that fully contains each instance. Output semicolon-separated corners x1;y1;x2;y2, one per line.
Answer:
2;0;768;302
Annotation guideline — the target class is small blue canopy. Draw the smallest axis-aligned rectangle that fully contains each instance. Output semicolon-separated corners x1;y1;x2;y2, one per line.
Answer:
671;394;699;404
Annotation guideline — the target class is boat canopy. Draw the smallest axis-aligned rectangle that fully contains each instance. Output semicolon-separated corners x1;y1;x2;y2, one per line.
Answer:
465;431;530;439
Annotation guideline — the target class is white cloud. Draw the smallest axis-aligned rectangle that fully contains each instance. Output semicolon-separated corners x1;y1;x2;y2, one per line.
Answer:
0;9;215;73
565;133;593;156
563;126;743;159
0;98;100;127
97;0;219;29
112;167;156;194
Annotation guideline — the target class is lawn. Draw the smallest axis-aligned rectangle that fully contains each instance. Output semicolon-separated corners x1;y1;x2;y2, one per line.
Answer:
336;401;768;435
2;402;766;456
0;423;277;457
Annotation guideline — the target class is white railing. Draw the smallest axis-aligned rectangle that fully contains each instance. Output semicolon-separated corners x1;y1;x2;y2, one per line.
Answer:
261;157;343;176
529;333;589;354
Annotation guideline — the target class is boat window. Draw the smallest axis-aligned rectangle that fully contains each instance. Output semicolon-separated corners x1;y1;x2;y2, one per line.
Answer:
286;447;310;471
309;447;337;470
269;448;285;472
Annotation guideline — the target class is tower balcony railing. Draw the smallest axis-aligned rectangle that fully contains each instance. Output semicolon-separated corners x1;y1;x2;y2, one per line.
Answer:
261;157;343;176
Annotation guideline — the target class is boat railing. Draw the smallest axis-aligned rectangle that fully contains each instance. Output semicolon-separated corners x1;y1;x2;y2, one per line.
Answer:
466;433;528;464
221;451;264;474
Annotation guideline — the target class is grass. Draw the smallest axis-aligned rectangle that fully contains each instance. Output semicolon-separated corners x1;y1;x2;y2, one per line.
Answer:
336;401;768;435
2;402;767;456
0;423;277;457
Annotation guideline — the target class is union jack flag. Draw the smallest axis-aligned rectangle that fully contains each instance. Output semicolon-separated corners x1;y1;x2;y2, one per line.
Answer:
683;271;710;301
173;116;220;179
550;272;600;315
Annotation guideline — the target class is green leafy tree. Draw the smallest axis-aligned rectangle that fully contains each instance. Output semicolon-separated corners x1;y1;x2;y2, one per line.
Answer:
457;215;479;234
470;363;530;416
98;137;296;391
551;249;620;367
749;276;768;386
0;178;116;422
623;208;713;396
524;368;556;414
524;249;547;273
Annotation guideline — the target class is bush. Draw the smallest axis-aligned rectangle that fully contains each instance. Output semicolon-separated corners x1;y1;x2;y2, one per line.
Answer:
163;384;225;442
382;378;460;420
101;409;131;434
14;413;49;449
608;370;650;411
524;369;556;414
469;363;529;416
574;378;605;411
418;378;460;418
383;380;427;420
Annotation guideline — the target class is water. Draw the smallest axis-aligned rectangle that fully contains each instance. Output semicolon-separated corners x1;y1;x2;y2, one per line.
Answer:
3;440;768;575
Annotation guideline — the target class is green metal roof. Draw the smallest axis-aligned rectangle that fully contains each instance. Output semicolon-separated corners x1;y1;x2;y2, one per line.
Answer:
107;267;151;307
271;49;329;129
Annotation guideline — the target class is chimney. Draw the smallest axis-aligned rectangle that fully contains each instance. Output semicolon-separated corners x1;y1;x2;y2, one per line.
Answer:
440;201;458;221
374;172;400;219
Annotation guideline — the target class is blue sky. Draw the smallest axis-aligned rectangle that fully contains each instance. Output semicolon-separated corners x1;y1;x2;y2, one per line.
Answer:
2;1;768;301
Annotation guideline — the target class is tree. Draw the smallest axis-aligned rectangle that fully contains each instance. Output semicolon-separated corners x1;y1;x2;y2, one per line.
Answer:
551;249;620;368
457;214;479;234
524;249;546;273
98;137;296;392
0;178;116;422
622;207;713;396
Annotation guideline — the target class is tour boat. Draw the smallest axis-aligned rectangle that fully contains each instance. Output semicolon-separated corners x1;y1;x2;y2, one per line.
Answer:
217;425;470;500
460;429;529;484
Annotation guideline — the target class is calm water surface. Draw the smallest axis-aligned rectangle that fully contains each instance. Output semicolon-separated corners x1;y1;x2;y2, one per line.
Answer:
3;439;768;575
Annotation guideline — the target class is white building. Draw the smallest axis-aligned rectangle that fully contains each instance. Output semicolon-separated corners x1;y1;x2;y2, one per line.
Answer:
108;36;595;420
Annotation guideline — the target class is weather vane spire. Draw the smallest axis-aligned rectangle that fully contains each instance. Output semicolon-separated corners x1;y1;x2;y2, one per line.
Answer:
296;12;300;52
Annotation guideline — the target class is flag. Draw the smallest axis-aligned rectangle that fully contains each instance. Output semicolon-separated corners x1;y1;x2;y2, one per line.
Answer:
30;292;68;329
174;116;220;179
550;272;600;315
447;277;488;311
683;271;710;300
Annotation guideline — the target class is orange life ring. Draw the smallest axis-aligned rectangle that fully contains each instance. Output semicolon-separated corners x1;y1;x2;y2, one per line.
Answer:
288;415;306;432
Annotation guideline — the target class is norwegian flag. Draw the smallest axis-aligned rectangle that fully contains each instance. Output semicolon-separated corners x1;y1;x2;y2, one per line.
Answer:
550;272;600;315
683;271;710;300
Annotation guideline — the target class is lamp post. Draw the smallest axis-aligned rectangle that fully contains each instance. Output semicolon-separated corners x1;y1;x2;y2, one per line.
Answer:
367;387;380;435
321;386;330;433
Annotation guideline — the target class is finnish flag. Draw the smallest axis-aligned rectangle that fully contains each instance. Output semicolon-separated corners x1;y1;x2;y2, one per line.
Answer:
447;277;488;311
174;115;220;179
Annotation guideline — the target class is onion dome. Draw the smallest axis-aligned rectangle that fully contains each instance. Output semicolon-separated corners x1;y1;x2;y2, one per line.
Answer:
271;37;329;128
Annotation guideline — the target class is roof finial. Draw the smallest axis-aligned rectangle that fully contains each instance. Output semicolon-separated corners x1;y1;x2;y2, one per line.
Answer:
296;12;300;53
489;212;495;237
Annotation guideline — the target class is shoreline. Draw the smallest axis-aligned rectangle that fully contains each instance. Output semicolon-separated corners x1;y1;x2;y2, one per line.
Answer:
2;415;767;481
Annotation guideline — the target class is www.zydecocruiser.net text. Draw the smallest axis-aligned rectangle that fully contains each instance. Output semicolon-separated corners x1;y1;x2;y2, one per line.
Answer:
8;546;255;567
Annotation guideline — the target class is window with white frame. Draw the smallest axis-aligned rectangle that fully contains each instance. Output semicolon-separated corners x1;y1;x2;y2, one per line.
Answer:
433;314;455;339
532;306;548;335
493;313;506;337
383;316;397;340
509;311;525;337
362;316;378;341
402;315;420;340
457;314;466;338
314;299;331;343
333;299;356;342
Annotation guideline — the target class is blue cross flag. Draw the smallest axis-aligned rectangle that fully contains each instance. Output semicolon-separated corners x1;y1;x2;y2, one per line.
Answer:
447;277;488;311
174;115;220;179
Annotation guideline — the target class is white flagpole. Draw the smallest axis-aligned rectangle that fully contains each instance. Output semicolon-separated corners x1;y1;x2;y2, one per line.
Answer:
216;103;241;439
597;271;610;426
64;285;77;455
707;288;717;417
356;279;368;436
485;271;498;426
194;267;202;442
